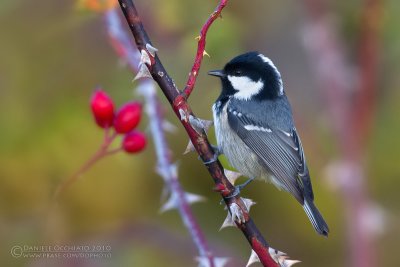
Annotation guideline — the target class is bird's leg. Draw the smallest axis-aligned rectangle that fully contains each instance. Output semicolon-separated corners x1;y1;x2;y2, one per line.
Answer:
237;177;255;191
211;145;223;155
200;145;222;164
202;153;218;165
225;177;255;199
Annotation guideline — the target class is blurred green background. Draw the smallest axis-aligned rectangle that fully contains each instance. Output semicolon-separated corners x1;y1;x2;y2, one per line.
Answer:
0;0;399;266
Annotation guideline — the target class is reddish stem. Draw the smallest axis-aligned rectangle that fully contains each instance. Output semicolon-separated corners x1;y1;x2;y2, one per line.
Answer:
183;0;228;98
53;130;118;200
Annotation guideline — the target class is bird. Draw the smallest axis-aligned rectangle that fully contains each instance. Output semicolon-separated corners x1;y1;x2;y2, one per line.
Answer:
208;51;329;236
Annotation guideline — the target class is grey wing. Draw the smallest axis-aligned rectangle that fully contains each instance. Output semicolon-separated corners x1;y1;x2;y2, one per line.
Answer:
228;111;311;203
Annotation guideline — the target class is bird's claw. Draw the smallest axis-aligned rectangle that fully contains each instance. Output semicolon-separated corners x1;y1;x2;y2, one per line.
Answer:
201;153;219;165
211;145;223;156
197;144;222;164
224;177;255;199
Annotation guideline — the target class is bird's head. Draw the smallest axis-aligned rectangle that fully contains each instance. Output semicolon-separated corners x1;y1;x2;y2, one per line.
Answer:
209;51;284;101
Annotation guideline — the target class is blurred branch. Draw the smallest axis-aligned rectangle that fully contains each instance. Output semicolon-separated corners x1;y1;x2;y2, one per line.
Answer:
116;0;289;266
302;1;382;267
105;8;216;266
139;83;219;266
353;0;381;150
53;131;119;200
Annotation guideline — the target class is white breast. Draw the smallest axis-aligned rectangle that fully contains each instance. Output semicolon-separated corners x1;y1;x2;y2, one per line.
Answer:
212;101;264;179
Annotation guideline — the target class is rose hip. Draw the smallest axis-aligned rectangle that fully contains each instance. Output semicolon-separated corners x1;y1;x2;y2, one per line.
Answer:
114;102;142;133
122;131;147;153
90;89;115;128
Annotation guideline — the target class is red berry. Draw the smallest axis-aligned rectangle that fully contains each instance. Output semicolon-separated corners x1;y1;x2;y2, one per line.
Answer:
113;102;142;133
90;89;115;128
122;131;147;153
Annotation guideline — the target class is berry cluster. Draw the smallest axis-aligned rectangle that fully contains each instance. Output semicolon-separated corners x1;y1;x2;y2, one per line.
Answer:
90;88;146;153
53;89;147;199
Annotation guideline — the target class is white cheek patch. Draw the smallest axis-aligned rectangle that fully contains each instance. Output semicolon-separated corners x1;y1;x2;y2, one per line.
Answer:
258;54;284;95
227;75;264;101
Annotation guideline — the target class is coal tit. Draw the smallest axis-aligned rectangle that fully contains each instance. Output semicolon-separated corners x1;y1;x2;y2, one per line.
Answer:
209;51;329;236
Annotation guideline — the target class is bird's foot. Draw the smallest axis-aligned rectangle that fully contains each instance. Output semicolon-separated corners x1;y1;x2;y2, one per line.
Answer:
225;177;255;199
202;153;218;165
211;145;223;156
200;145;222;164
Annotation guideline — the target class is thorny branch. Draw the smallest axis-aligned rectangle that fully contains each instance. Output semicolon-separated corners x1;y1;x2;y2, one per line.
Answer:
183;0;228;98
117;0;293;266
105;9;216;266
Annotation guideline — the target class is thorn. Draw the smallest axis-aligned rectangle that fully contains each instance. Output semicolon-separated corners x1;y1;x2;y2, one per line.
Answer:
224;170;242;184
185;192;206;205
229;202;245;224
160;191;204;213
268;248;286;261
213;257;230;267
241;197;256;212
268;247;300;267
201;119;214;132
160;185;170;204
155;165;168;181
246;250;260;267
162;120;178;133
179;109;187;121
203;50;211;58
140;49;151;65
195;35;201;41
189;115;203;134
159;193;177;213
281;259;301;267
183;140;196;155
189;116;213;134
219;211;236;230
145;43;158;57
155;162;178;181
134;64;152;80
196;256;229;267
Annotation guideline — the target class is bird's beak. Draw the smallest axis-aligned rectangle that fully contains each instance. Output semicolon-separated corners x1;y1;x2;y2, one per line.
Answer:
208;70;226;78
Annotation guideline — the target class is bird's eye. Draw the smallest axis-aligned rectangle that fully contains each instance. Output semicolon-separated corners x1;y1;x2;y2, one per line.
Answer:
234;70;242;76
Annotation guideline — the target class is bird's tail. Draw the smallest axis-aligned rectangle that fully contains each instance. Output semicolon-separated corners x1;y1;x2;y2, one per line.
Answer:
303;198;329;237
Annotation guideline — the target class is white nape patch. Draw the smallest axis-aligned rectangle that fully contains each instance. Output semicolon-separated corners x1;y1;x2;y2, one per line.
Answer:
258;54;279;72
258;54;284;95
244;124;272;133
227;75;264;101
